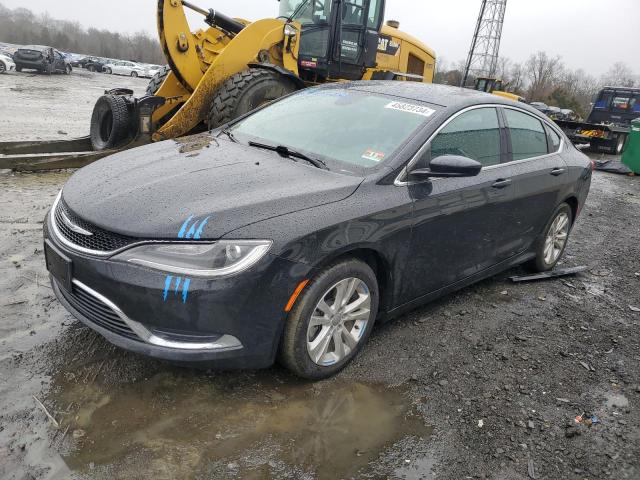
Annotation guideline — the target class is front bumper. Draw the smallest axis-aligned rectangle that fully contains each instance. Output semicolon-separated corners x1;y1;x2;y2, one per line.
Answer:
45;210;312;369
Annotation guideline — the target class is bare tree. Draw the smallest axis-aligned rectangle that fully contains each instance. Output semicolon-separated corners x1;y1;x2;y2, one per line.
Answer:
601;62;636;88
525;51;564;101
0;2;164;64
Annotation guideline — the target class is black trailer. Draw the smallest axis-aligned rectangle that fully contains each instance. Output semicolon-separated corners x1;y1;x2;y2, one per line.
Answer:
555;86;640;155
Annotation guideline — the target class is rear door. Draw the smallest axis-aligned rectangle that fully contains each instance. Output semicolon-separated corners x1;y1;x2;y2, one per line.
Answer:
500;107;568;254
400;106;519;303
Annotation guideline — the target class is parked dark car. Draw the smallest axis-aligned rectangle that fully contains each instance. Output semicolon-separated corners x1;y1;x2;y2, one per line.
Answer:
44;83;592;379
13;45;72;74
83;57;109;73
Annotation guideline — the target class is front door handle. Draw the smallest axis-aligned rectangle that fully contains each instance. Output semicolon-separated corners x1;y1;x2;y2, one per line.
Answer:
551;168;566;176
492;179;512;189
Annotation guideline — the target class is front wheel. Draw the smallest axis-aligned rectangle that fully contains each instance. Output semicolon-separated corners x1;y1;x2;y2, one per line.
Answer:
65;65;72;75
130;71;138;78
527;203;573;272
279;259;379;380
0;61;5;74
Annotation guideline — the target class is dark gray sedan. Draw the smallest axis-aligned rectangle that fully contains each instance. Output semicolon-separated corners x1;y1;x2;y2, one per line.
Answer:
44;82;592;379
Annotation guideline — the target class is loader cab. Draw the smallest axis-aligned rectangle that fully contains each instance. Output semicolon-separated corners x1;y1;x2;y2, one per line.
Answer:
280;0;385;81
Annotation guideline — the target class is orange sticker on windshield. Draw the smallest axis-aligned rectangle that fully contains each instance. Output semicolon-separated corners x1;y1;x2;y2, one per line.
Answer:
362;149;385;163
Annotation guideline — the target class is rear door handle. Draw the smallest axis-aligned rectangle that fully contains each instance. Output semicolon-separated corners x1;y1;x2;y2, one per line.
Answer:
492;179;512;189
551;168;566;176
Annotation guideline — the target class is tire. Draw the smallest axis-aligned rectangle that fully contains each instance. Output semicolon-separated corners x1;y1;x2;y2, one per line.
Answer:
146;66;171;95
130;71;138;78
207;68;297;129
0;61;5;74
527;203;573;272
65;65;72;75
90;94;132;151
15;66;22;72
105;67;112;74
279;259;379;380
87;65;95;72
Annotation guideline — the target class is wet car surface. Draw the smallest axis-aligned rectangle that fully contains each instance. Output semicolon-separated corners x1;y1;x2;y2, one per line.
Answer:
44;82;592;378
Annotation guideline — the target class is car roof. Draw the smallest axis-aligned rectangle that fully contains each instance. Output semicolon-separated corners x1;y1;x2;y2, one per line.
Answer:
318;81;544;117
21;45;50;51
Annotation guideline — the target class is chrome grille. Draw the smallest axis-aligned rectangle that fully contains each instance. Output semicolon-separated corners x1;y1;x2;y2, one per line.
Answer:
54;197;139;253
57;282;141;342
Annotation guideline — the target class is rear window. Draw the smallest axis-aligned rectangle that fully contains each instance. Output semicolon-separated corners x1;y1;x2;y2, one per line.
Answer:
231;88;439;173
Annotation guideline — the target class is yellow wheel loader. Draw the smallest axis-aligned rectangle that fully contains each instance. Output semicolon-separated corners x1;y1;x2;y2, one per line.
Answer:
474;77;524;103
0;0;437;170
90;0;436;150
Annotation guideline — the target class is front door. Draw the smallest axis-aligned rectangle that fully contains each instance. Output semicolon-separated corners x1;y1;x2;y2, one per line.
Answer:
293;0;384;80
400;107;521;303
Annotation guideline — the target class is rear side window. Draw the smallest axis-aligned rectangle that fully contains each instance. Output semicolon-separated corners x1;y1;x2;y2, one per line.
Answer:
504;109;548;161
427;108;501;167
546;126;562;153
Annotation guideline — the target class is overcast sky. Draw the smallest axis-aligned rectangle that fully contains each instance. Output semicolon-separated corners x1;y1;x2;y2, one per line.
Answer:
2;0;638;76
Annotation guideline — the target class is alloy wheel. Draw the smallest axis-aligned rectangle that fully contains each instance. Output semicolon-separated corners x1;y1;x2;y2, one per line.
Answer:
306;278;371;366
543;212;569;265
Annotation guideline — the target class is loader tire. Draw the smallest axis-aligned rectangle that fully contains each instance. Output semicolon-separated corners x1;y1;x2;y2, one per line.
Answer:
90;94;132;151
207;68;297;129
146;65;171;95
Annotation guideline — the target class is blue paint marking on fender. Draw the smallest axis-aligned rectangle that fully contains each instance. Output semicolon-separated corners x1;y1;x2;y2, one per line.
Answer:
182;278;191;304
162;214;212;303
163;275;173;302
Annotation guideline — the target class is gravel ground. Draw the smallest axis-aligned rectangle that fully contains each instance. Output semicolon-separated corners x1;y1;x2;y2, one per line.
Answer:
0;73;639;480
0;69;149;141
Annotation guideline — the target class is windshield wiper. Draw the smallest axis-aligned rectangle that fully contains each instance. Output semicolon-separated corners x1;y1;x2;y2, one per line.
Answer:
218;128;238;143
248;141;329;170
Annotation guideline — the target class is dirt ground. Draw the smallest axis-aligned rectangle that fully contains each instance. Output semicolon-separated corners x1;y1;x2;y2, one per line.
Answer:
1;73;639;480
0;69;149;141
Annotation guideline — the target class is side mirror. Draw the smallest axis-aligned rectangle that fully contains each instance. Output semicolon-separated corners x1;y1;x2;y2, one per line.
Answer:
409;155;483;178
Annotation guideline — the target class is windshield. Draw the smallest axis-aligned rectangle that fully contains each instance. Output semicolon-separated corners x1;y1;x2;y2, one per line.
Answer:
230;88;439;174
279;0;332;23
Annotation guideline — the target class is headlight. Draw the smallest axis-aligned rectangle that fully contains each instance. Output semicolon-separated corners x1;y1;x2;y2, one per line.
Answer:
113;241;272;277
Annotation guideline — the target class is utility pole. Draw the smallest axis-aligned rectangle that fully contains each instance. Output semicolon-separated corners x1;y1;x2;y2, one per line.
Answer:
461;0;508;87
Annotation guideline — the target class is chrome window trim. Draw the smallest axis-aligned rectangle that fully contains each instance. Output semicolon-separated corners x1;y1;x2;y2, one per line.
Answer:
68;279;243;352
394;103;565;187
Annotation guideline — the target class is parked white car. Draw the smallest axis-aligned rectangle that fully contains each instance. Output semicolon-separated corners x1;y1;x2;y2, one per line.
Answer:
0;53;16;74
104;60;145;78
143;64;162;79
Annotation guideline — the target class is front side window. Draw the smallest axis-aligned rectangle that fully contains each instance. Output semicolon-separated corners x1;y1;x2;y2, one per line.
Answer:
231;89;438;174
504;109;548;161
424;108;502;167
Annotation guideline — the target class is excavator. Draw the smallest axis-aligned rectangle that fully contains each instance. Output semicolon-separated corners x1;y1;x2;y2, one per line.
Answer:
0;0;436;170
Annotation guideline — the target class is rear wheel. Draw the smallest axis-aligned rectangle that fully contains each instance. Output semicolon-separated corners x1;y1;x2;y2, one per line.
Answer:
131;71;138;78
90;94;132;151
527;203;573;272
279;259;379;380
207;68;297;129
105;67;112;74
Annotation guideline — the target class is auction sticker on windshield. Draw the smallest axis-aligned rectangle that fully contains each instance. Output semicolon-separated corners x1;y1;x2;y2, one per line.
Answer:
362;149;385;163
385;101;436;117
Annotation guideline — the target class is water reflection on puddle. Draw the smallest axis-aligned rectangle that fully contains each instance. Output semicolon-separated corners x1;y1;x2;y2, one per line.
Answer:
48;370;432;479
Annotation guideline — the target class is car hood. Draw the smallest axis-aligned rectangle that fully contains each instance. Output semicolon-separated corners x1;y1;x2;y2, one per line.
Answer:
62;133;363;239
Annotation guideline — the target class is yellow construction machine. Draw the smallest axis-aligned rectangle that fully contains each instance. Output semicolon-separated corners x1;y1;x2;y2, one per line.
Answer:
88;0;436;151
474;77;524;103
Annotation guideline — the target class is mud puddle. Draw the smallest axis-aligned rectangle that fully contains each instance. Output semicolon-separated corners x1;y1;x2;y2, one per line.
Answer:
46;369;432;479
